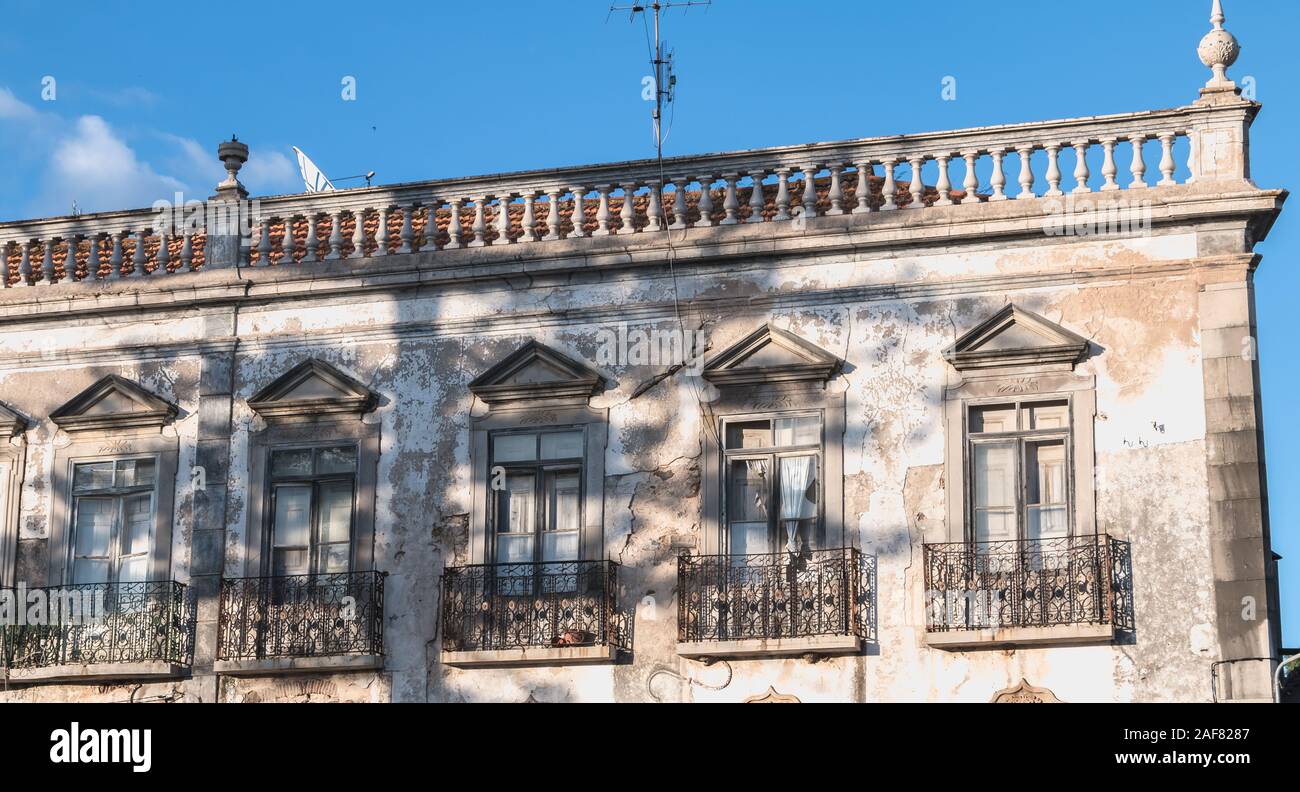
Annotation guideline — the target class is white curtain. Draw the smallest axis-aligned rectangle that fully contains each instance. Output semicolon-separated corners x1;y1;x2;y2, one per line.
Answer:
779;456;816;553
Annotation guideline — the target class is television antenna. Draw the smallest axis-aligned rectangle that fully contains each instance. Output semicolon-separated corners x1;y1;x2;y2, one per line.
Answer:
608;1;710;160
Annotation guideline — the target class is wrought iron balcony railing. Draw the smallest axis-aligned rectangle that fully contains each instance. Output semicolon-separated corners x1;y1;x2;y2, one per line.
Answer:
217;570;386;660
677;547;876;644
923;534;1134;633
440;559;630;653
0;580;194;670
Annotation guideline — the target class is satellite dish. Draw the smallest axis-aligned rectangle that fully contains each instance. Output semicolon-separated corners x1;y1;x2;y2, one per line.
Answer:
292;146;335;194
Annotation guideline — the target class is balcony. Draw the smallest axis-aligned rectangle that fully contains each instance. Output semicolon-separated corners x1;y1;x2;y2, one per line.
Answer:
923;534;1134;649
440;560;630;667
215;570;386;675
677;547;876;659
0;580;194;684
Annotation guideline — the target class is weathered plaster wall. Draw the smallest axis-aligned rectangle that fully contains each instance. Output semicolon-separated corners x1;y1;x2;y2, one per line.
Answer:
0;223;1241;702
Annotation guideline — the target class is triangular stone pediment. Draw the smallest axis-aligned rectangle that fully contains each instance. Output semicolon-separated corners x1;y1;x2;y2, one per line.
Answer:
469;341;604;407
50;376;177;432
0;402;26;437
703;324;841;387
944;305;1089;372
248;359;378;421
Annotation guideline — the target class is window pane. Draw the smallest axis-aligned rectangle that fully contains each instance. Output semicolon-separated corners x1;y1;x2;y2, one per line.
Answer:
319;543;351;573
273;548;308;577
117;458;156;488
495;533;534;564
73;462;115;490
316;446;357;475
493;434;537;463
725;420;770;449
118;555;148;583
318;482;354;544
499;473;535;534
124;494;152;555
775;415;820;446
1027;441;1068;540
1026;401;1069;431
970;405;1017;434
73;497;114;557
542;530;579;562
273;485;313;548
271;449;313;477
973;443;1017;543
540;431;583;460
728;460;769;523
549;472;581;532
72;558;109;585
729;522;768;557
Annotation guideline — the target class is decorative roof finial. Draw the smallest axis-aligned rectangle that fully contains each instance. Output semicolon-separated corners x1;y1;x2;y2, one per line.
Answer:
214;136;250;200
1198;0;1240;93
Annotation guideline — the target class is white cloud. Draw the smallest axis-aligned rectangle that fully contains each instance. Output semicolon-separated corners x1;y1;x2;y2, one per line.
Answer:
241;150;298;193
42;115;187;213
0;87;36;120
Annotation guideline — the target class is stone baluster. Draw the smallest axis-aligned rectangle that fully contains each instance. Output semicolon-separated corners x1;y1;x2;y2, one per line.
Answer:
720;174;740;226
961;152;980;205
351;209;367;256
468;197;488;247
934;155;953;206
496;195;514;243
42;238;57;283
569;188;587;238
881;160;898;210
369;208;386;256
747;171;766;223
827;166;845;215
990;150;1008;201
1158;133;1177;186
669;180;688;230
1100;139;1120;191
398;205;414;253
1072;142;1091;194
1129;135;1148;188
109;232;125;278
697;178;715;226
302;214;319;261
592;186;613;237
132;229;148;277
282;216;298;262
645;182;663;231
618;184;636;233
326;212;344;260
543;191;562;241
181;231;194;270
1044;145;1063;196
774;169;792;220
154;229;169;275
801;165;819;219
256;218;272;265
907;157;926;209
85;234;102;280
1016;146;1036;200
447;199;464;248
852;161;873;214
13;240;31;287
516;193;535;242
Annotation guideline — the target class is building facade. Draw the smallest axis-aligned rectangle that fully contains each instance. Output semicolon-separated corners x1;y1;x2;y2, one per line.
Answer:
0;3;1288;703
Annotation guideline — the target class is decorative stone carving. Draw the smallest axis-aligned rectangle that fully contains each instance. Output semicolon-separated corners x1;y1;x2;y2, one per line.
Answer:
943;304;1090;373
49;375;178;433
990;679;1064;703
702;324;841;387
1198;0;1240;91
744;686;801;703
247;358;379;422
468;340;604;408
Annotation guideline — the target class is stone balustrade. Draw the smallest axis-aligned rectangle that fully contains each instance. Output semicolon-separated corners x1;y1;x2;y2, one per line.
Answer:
0;102;1251;288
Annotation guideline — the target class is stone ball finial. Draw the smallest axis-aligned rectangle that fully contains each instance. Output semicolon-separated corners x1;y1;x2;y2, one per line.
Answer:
1198;0;1240;89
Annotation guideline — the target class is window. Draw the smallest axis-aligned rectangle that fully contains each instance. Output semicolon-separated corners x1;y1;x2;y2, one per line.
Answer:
967;400;1071;545
68;457;158;585
267;445;357;576
490;429;584;567
721;414;822;555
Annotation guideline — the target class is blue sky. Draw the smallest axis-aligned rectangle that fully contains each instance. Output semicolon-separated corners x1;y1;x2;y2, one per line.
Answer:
0;0;1295;644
